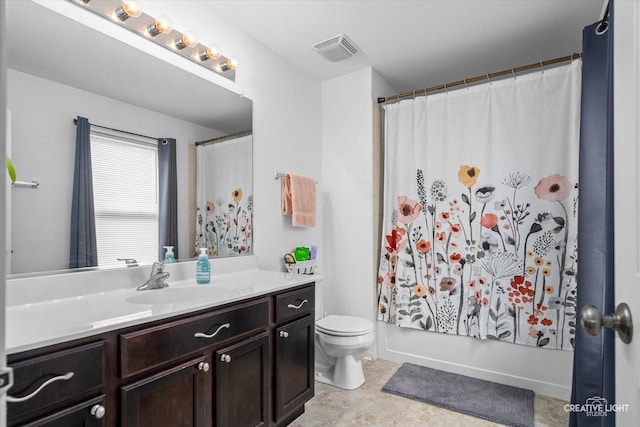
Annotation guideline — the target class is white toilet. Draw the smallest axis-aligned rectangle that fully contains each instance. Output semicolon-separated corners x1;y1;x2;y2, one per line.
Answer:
314;314;375;390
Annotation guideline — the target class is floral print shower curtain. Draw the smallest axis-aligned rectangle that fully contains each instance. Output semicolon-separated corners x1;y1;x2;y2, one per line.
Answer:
377;61;582;350
196;135;253;257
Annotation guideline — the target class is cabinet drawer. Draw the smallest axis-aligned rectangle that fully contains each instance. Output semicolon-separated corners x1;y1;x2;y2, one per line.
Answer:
120;298;269;378
275;285;314;324
7;341;105;426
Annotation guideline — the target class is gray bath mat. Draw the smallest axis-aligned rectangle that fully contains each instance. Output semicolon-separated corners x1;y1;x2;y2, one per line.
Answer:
382;363;534;427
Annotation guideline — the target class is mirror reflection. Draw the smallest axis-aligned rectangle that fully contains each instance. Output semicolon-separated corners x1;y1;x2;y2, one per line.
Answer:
6;1;253;276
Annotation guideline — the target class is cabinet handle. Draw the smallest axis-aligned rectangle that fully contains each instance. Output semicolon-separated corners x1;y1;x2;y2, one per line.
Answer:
220;354;232;363
6;372;74;403
280;331;289;338
91;404;106;419
287;299;308;310
198;362;210;372
194;322;230;339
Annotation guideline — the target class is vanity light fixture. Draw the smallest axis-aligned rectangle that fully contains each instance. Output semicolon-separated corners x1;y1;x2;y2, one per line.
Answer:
147;15;172;37
175;31;198;50
70;0;238;81
115;0;142;21
198;44;221;62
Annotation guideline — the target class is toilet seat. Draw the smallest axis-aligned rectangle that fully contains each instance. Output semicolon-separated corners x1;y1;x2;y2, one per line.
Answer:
316;315;374;337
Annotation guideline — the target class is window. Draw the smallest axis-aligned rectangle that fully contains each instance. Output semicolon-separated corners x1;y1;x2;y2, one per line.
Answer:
90;131;158;267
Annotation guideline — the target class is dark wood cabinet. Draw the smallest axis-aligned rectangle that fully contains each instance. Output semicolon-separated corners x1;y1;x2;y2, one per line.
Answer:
274;316;314;424
7;282;315;427
20;396;106;427
214;333;270;427
121;356;208;427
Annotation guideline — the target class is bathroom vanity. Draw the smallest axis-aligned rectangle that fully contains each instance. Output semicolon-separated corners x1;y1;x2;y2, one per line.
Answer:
5;263;317;427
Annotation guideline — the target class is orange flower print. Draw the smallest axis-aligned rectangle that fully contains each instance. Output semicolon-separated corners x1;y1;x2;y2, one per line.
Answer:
397;196;422;224
527;315;539;325
449;252;462;263
413;284;427;297
416;240;431;254
385;227;407;254
534;174;573;202
480;213;499;229
541;318;553;327
232;188;243;203
458;165;481;187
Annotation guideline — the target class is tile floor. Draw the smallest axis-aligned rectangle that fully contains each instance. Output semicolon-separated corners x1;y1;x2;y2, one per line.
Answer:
291;359;569;427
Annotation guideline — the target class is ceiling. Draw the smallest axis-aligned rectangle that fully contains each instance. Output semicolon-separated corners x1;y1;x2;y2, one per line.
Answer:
200;0;604;94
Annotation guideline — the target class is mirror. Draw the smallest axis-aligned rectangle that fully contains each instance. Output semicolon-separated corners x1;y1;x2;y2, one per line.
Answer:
6;1;253;276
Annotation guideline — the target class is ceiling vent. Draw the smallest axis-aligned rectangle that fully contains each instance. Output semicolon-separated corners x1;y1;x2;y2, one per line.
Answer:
312;34;359;62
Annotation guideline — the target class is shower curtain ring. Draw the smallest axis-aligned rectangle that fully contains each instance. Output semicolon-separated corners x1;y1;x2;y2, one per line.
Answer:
539;61;544;74
486;74;492;85
444;82;448;94
511;68;517;79
463;79;468;91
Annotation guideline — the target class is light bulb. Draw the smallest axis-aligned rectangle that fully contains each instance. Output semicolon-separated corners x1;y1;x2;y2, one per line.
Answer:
220;57;238;72
115;0;142;21
147;15;173;37
175;31;198;50
198;44;221;61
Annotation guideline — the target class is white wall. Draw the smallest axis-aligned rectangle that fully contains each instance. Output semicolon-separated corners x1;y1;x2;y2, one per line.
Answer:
7;69;221;274
30;0;323;273
321;68;376;321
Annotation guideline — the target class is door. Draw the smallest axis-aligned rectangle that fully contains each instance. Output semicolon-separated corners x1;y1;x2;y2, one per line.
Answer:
121;356;208;427
214;333;269;427
614;0;640;424
0;0;11;423
274;316;314;423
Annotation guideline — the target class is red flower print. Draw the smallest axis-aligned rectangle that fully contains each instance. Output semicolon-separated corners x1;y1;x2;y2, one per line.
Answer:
534;174;573;202
450;223;462;236
527;315;539;325
435;232;447;244
440;211;450;221
467;279;476;289
385;227;407;254
397;196;422;224
482;297;489;307
205;201;215;215
416;239;431;254
541;318;553;327
478;277;486;286
480;213;499;229
449;252;462;263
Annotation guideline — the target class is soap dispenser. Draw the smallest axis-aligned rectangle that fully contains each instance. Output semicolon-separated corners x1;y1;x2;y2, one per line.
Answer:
163;246;176;263
196;248;210;284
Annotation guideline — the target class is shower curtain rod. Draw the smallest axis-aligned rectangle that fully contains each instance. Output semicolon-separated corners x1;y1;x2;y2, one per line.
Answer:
377;53;582;104
195;129;253;146
72;118;157;141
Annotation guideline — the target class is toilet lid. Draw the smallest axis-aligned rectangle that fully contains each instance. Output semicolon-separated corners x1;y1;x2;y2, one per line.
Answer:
316;315;374;336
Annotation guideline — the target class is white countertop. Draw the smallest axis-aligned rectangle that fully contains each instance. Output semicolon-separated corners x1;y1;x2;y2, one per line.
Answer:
6;266;321;355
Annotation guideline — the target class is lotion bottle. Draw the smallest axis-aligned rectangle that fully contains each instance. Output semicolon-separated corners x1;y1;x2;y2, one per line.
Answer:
196;248;210;284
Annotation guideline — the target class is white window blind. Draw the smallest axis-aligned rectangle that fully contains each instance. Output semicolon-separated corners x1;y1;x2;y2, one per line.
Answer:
90;131;158;267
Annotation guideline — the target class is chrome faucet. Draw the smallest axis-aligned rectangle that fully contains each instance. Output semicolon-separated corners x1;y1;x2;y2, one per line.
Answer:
137;262;170;291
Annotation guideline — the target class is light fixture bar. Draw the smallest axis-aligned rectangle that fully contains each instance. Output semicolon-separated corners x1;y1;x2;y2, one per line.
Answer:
69;0;236;81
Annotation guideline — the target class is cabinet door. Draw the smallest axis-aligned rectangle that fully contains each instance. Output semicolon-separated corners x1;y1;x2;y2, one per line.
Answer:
121;356;208;427
214;332;269;427
274;316;314;423
20;396;106;427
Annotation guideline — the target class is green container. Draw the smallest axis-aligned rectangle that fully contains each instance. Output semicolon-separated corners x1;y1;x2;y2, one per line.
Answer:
294;247;310;261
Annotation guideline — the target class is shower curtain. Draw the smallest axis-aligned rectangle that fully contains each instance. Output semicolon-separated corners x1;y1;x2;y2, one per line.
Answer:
195;135;253;257
377;61;581;350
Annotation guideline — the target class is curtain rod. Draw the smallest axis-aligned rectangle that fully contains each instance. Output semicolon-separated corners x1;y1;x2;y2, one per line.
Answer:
377;53;582;104
73;118;157;141
195;129;253;147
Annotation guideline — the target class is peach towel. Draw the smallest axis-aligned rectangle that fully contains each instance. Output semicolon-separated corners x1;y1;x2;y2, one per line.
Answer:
281;172;316;227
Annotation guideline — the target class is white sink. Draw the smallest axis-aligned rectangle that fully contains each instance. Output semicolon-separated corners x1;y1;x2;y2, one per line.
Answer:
126;285;228;305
